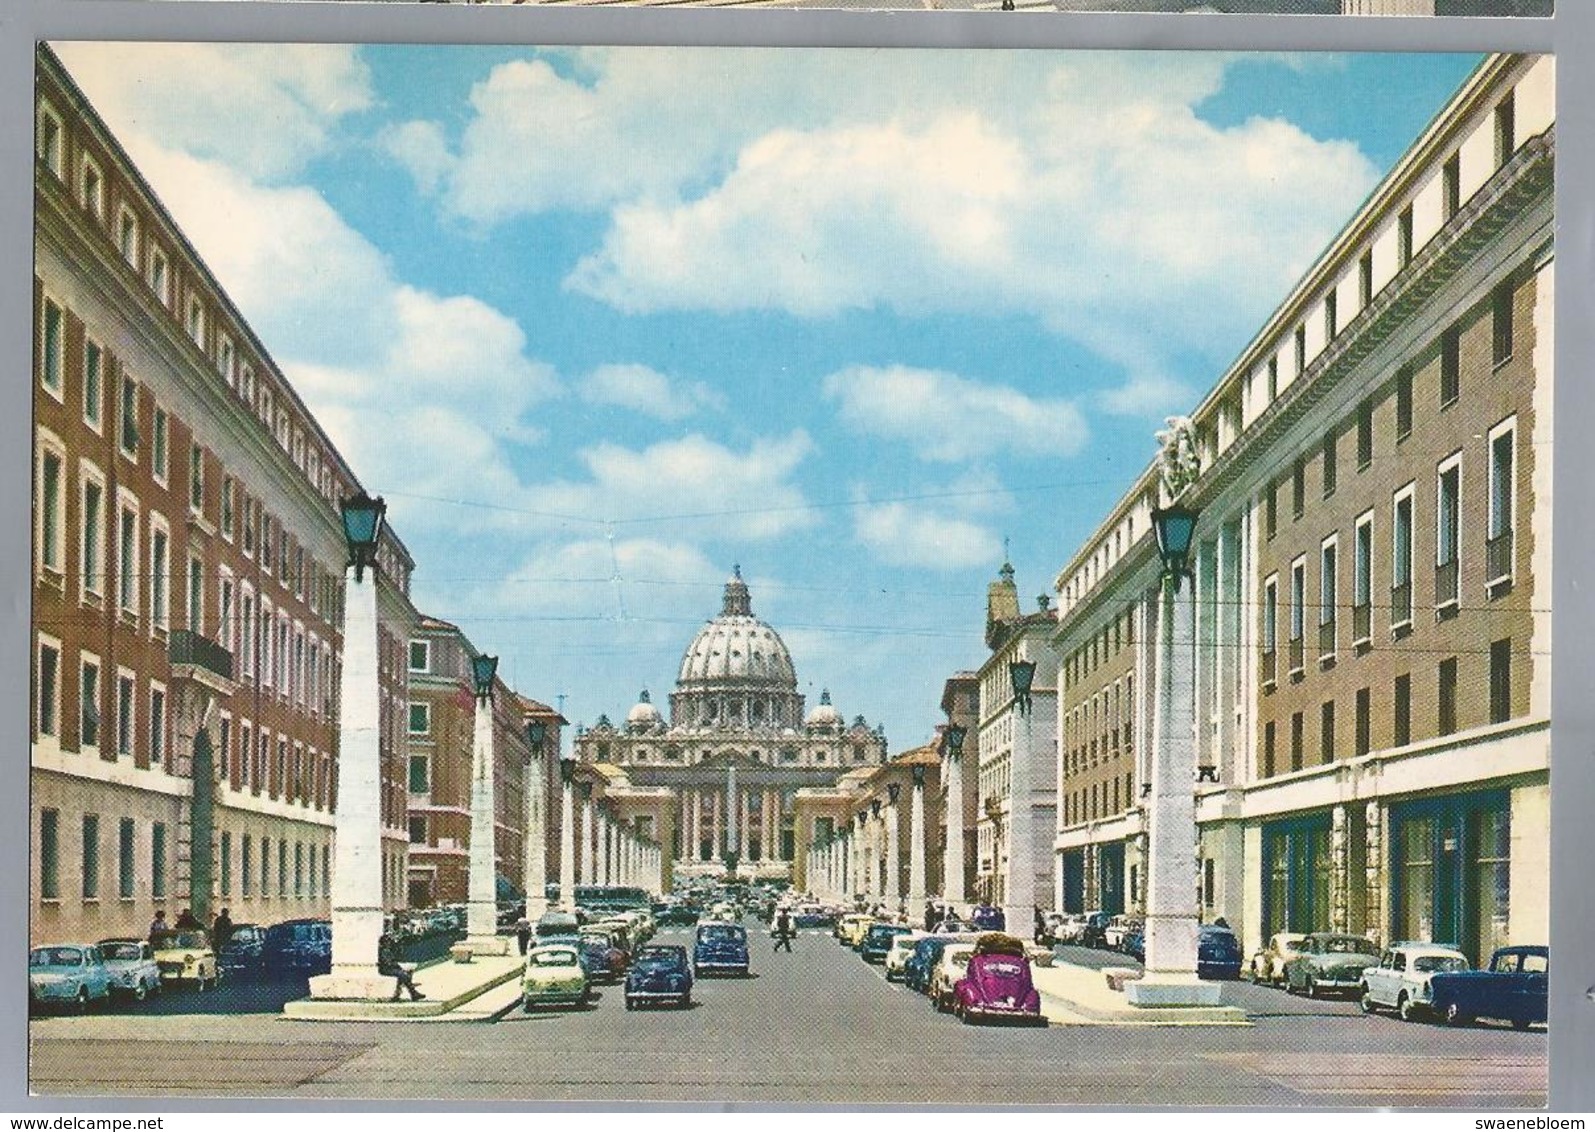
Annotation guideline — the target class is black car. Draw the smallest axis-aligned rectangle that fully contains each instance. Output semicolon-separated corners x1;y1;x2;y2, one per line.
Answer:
1197;925;1244;980
692;923;750;977
860;923;913;965
654;903;701;927
625;944;694;1009
217;923;267;977
262;919;332;976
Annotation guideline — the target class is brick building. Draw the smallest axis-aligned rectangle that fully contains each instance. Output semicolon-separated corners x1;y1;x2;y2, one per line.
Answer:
1051;53;1552;965
32;45;419;945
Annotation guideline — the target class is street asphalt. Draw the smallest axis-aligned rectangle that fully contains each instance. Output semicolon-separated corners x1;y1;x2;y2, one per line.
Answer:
28;927;1547;1106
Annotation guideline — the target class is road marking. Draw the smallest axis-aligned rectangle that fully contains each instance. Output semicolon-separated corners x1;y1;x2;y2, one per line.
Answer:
1200;1052;1548;1101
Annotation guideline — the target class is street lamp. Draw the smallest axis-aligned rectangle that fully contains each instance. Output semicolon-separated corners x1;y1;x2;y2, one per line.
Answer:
1009;659;1037;715
558;754;577;912
943;723;967;758
887;782;901;805
339;490;385;584
1151;504;1199;591
470;654;498;702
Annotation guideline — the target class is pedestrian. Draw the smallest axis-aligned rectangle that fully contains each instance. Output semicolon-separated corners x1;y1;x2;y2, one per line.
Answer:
148;910;168;939
213;908;234;951
516;918;532;956
174;908;202;931
924;900;938;933
773;908;794;953
377;930;424;1002
1033;905;1046;943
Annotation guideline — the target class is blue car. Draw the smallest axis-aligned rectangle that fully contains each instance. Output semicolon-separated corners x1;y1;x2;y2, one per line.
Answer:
905;937;954;993
860;922;913;965
262;919;332;976
693;923;750;977
970;905;1006;932
1429;945;1548;1030
626;944;694;1009
1197;925;1244;979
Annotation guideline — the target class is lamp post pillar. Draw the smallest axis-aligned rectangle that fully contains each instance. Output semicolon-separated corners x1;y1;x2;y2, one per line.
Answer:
908;772;927;913
466;686;507;952
884;797;901;910
581;794;596;886
944;747;966;913
1003;693;1038;941
559;773;576;913
523;750;548;921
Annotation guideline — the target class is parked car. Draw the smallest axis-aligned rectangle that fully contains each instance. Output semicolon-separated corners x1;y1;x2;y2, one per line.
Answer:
216;923;268;978
793;905;835;930
953;935;1043;1026
522;944;591;1011
1122;927;1144;963
261;919;332;977
535;910;582;944
579;928;629;983
1248;932;1309;985
1282;933;1381;998
29;944;113;1013
929;943;978;1012
625;944;694;1010
905;937;953;994
969;905;1006;932
861;922;914;965
1103;915;1144;952
152;929;219;989
1079;911;1114;950
693;923;750;977
884;932;924;981
1198;925;1245;980
1360;943;1471;1021
96;939;162;1001
654;903;700;927
1429;945;1548;1030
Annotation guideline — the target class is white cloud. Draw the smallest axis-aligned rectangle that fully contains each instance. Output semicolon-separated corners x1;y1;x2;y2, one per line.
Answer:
851;501;999;572
578;364;725;421
823;365;1088;463
52;43;372;182
380;120;454;195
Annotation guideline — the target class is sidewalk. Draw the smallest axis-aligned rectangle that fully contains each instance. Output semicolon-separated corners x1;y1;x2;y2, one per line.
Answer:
1032;960;1250;1027
282;953;524;1022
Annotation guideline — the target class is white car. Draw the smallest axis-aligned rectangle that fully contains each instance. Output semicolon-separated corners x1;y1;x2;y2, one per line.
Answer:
1359;943;1470;1021
884;932;924;982
96;938;162;1001
928;943;977;1012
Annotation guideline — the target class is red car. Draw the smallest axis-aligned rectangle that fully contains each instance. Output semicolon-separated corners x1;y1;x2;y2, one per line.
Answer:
953;934;1044;1026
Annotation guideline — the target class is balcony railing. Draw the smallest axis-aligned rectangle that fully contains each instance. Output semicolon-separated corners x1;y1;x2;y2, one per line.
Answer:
1352;602;1371;646
168;629;234;682
1391;581;1413;632
1318;618;1337;664
1288;637;1305;678
1261;648;1277;688
1486;531;1515;587
1435;558;1459;612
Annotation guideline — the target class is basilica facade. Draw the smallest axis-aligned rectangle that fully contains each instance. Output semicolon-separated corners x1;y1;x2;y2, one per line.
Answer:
573;568;888;877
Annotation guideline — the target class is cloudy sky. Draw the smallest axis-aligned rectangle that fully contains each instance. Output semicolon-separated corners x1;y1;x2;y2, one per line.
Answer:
51;44;1481;752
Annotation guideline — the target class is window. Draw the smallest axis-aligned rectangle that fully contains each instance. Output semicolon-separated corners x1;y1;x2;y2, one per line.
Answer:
1394;674;1412;748
1495;91;1516;167
1294;325;1307;379
83;341;103;431
278;840;288;897
295;843;304;897
1395;367;1413;440
150;687;165;767
119;376;139;455
37;641;60;737
82;815;100;899
221;478;235;539
148;248;170;307
218;336;235;385
1320;701;1335;765
189;443;204;514
1325;292;1337;340
187;555;204;634
1491;281;1515;368
243;498;256;557
36;102;63;176
219;576;235;656
117;502;137;615
408;702;430;735
40;298;64;395
1290;712;1304;772
1319;535;1338;640
1353;512;1374;644
1357;399;1373;470
149;521;169;632
1437;455;1462;610
1290;558;1306;643
152;409;168;482
408;639;430;673
220;832;232;898
1265;480;1278;541
81;155;104;220
409;815;427;845
39;448;64;574
1490;639;1512;724
1292;457;1305;520
80;658;101;749
261;837;271;896
1359;250;1374;309
1392;485;1414;630
117;207;138;267
39;809;60;900
1262;722;1276;778
1355;688;1371;758
1322;431;1337;498
119;818;135;899
1267;357;1279;403
1440;327;1460;408
408;755;429;794
116;673;134;758
1443;153;1461;221
1438;657;1459;736
151;823;166;899
1488;418;1517;585
242;835;253;896
186;297;205;347
1398;206;1414;269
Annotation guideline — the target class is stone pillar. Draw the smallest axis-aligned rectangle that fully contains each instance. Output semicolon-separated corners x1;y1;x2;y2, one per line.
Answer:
1127;577;1217;1007
581;792;596;886
944;750;965;910
559;775;576;912
740;789;752;863
1331;804;1350;934
1003;701;1037;936
310;567;387;999
523;753;548;920
726;763;739;868
1364;800;1385;947
689;791;700;862
909;774;927;913
885;798;901;909
465;689;506;952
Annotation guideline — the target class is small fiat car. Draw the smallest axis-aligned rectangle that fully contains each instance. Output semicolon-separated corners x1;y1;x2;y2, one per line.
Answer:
693;923;750;977
29;944;113;1013
953;936;1043;1026
96;938;163;1001
625;944;694;1010
929;942;978;1012
861;922;914;965
1360;943;1470;1021
151;929;219;990
522;943;591;1011
884;932;924;981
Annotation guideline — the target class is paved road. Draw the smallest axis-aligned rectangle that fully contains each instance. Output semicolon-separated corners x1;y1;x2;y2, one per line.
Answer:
29;928;1546;1105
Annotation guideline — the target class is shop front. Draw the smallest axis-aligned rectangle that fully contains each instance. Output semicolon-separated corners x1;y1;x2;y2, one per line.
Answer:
1388;789;1510;966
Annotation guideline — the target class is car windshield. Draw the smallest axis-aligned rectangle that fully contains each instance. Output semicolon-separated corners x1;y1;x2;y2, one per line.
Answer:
1414;955;1468;973
31;947;82;967
153;932;207;949
99;943;144;961
1322;936;1376;954
530;950;578;967
699;926;745;942
636;947;684;964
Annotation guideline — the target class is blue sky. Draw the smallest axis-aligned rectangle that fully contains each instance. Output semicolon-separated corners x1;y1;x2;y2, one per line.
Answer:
53;44;1482;752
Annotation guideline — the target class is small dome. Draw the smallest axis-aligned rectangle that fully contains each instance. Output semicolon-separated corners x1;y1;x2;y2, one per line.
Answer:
805;688;843;728
626;689;663;730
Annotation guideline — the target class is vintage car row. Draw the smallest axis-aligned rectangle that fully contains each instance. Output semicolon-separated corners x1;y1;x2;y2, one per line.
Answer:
30;932;217;1013
882;931;1045;1026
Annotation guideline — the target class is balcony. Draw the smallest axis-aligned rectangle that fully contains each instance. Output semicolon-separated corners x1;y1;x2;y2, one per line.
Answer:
1486;531;1515;589
168;629;236;693
1352;602;1371;648
1261;648;1277;690
1391;581;1413;636
1287;637;1305;680
1318;618;1337;667
1435;558;1460;617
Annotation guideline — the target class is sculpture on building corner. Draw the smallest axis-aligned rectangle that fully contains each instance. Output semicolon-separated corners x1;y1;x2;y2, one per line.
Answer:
1154;415;1201;502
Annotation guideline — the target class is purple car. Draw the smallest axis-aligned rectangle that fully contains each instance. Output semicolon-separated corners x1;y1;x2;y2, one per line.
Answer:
953;941;1043;1026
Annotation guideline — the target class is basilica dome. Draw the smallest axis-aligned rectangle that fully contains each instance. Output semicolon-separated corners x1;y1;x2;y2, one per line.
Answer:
626;689;664;731
676;567;798;689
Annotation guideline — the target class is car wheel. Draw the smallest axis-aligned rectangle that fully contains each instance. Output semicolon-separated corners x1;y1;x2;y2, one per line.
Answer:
1359;988;1377;1014
1445;1002;1471;1027
133;981;148;1002
1398;994;1417;1022
679;994;690;1009
624;998;635;1011
523;997;535;1013
1512;1018;1533;1032
1305;976;1318;1000
76;987;89;1014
